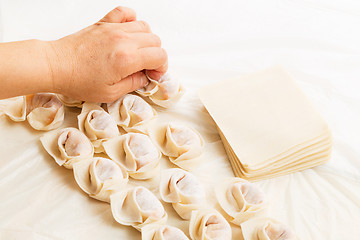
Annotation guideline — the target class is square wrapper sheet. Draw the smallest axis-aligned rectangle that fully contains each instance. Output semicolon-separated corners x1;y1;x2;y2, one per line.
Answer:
199;66;332;180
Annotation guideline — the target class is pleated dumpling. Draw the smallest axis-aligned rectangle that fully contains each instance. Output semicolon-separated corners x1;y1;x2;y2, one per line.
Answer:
215;178;267;225
141;224;189;240
151;122;204;170
107;94;157;133
189;209;232;240
73;157;128;202
0;96;26;121
137;72;184;108
110;186;167;231
78;102;119;153
103;133;161;179
26;93;64;130
241;218;298;240
57;94;84;108
40;127;94;169
160;168;206;220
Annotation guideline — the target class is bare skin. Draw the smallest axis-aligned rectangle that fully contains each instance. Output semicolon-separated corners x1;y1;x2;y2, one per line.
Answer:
0;6;168;103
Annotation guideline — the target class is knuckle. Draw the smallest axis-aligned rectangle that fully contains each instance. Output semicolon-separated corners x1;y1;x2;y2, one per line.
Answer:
115;48;132;61
110;31;129;42
137;20;151;32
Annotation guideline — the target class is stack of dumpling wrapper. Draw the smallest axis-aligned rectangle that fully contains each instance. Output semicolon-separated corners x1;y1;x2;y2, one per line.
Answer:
198;66;332;181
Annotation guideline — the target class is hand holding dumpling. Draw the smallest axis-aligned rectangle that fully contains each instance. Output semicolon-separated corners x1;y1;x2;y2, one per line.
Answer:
137;72;184;108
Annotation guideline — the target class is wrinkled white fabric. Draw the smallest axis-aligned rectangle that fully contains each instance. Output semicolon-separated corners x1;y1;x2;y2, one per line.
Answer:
1;1;360;240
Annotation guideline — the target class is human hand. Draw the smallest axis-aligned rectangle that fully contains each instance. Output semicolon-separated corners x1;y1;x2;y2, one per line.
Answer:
46;6;168;103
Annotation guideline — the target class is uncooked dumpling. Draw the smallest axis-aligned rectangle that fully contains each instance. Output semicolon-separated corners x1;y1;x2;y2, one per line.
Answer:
78;102;119;153
259;220;297;240
136;72;184;108
159;168;206;220
57;94;84;108
215;178;267;225
40;127;94;169
151;122;204;170
0;96;26;121
141;224;189;240
189;208;232;240
26;93;64;130
107;94;157;134
241;218;298;240
110;186;167;231
73;157;128;202
103;133;161;179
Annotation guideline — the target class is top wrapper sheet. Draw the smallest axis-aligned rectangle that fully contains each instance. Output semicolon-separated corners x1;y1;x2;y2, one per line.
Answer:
198;66;331;178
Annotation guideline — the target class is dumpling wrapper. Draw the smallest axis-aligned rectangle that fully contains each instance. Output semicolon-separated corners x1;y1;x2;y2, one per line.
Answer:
160;168;206;220
150;122;204;170
110;186;167;231
198;66;332;180
73;157;128;202
78;102;119;153
26;93;64;131
136;72;184;108
241;218;298;240
0;96;26;121
215;178;267;225
40;127;94;169
141;224;189;240
189;208;232;240
103;133;161;180
57;94;84;108
107;94;157;134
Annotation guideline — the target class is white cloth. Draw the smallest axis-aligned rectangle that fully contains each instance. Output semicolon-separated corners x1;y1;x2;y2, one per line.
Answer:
0;0;360;239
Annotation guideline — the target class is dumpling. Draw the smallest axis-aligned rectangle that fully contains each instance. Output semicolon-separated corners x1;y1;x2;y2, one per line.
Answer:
107;94;157;134
0;96;26;121
26;93;64;130
110;186;167;231
40;127;94;169
103;133;161;179
141;224;189;240
73;157;128;202
136;72;184;108
159;168;206;220
241;218;298;240
78;102;119;153
215;178;267;225
189;208;232;240
151;122;204;170
56;94;84;108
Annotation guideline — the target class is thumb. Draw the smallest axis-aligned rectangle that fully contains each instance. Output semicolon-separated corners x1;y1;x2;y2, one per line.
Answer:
111;71;149;98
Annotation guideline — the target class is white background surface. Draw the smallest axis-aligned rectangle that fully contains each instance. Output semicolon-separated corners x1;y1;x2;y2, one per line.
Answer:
1;0;360;239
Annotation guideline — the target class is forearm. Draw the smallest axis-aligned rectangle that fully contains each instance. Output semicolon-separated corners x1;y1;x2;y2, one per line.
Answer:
0;39;53;99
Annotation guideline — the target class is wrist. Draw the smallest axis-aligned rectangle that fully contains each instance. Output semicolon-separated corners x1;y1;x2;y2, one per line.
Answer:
43;38;75;95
